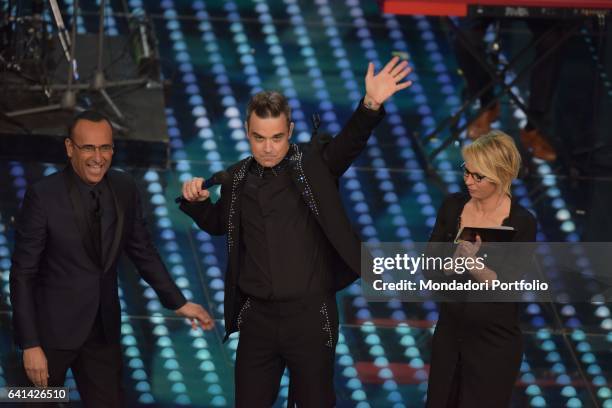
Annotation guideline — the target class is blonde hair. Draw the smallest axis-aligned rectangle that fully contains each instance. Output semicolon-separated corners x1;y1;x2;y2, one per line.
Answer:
462;130;521;196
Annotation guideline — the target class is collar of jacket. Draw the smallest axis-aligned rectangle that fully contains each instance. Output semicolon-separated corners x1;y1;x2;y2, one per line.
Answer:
225;143;319;255
62;164;125;272
250;144;296;177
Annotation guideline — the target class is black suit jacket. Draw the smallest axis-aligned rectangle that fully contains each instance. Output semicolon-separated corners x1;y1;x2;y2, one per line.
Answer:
10;166;186;350
180;102;384;341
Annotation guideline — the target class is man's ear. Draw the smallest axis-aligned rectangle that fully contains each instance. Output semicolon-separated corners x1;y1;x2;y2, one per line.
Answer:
288;121;294;139
65;138;73;158
244;121;249;137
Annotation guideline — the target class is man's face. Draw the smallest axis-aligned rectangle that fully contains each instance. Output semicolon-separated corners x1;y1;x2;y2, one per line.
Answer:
65;119;114;185
246;113;293;168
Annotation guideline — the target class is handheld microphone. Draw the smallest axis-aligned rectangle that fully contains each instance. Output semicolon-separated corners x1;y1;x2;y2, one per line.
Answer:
174;171;230;203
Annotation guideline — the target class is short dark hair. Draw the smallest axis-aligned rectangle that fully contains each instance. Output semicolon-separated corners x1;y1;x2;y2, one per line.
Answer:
68;110;113;139
246;91;291;128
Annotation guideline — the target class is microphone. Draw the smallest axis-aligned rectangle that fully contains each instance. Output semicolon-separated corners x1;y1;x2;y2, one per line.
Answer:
174;171;230;203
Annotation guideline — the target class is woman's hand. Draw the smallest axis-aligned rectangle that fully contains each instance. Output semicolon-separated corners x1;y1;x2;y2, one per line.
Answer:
454;234;482;258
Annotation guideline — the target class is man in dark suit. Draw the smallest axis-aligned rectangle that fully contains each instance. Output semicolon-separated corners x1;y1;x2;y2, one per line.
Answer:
10;110;214;406
179;57;412;407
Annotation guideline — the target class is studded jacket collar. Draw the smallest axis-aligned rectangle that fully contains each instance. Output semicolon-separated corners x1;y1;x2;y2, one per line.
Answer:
226;143;318;255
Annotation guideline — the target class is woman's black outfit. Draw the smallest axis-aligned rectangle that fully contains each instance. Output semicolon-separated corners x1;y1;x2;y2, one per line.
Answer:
426;193;537;408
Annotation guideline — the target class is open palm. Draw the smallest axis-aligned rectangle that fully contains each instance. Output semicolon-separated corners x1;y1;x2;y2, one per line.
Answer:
365;56;413;105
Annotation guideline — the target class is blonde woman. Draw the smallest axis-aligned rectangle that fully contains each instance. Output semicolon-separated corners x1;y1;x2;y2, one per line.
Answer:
426;131;537;407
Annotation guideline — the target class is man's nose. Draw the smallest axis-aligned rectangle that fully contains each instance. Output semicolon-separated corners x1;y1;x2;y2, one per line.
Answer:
263;139;273;152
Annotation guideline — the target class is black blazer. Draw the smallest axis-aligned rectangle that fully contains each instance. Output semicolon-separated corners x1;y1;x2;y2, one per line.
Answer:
180;103;385;340
428;192;537;245
10;166;186;350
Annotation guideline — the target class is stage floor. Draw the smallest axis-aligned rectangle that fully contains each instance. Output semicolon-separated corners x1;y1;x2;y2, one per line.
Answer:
1;0;611;406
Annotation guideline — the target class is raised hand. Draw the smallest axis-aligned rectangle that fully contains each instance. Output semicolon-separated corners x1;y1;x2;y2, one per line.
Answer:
364;56;413;110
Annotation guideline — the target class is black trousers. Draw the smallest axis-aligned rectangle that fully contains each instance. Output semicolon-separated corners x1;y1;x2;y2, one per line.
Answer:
426;304;523;408
234;294;339;408
23;313;124;407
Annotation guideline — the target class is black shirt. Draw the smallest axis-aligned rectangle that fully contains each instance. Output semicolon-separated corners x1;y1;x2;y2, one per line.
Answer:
238;154;335;301
74;172;117;264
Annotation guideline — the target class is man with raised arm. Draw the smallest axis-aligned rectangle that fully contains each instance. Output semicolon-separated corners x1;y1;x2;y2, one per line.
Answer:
179;57;412;407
